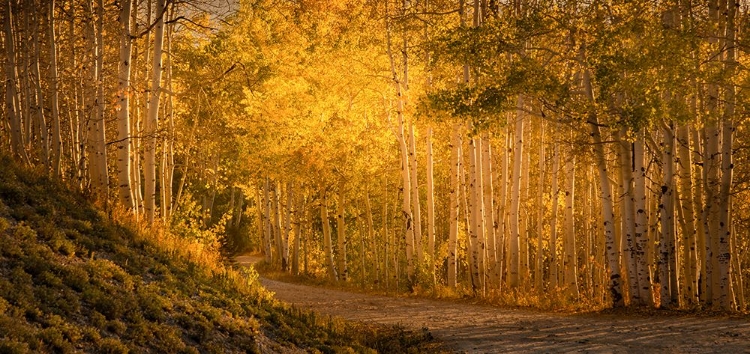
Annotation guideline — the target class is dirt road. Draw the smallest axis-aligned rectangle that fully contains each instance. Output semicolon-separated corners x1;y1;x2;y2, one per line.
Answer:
236;256;750;353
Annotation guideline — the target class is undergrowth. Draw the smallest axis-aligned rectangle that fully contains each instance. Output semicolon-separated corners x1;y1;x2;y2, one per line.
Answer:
0;155;445;353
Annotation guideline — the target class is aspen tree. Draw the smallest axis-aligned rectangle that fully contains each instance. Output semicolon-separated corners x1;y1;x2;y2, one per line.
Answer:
94;0;107;199
30;6;48;168
472;136;486;294
550;137;560;289
677;123;698;304
385;3;415;281
617;129;639;304
659;124;678;308
535;123;545;291
48;0;62;176
563;138;577;298
716;0;737;311
365;191;377;285
482;133;497;289
84;0;101;196
321;188;338;281
509;96;524;288
144;0;166;223
4;0;26;161
426;127;436;282
282;183;292;271
292;186;301;275
272;183;283;266
263;179;273;263
448;125;460;288
583;65;624;307
337;181;348;282
633;133;652;306
408;124;424;265
116;0;135;210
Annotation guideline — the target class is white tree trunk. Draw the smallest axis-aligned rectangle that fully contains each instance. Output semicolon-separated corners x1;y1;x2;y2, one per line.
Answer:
550;138;560;289
482;133;497;290
48;0;62;176
409;123;424;265
336;181;348;282
448;125;460;288
321;189;337;281
144;0;166;223
633;133;652;306
426;127;436;283
3;0;26;161
563;142;578;298
583;68;624;307
617;129;639;304
116;0;134;211
509;95;524;288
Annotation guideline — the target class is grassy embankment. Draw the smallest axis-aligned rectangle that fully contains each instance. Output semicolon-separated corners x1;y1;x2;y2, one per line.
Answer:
0;155;444;353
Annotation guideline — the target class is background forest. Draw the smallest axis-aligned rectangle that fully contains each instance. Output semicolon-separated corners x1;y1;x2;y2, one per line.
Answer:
2;0;750;312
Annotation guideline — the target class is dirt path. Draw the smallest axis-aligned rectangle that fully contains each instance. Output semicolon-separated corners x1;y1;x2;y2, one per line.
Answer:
236;256;750;353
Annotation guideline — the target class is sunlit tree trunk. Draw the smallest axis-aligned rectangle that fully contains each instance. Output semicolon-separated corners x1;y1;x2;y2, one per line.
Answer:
633;133;652;306
583;67;624;307
448;125;460;288
426;127;436;283
563;139;578;298
550;138;560;289
509;96;524;288
365;191;377;285
48;0;62;176
471;136;486;294
385;10;415;282
716;0;736;311
116;0;134;210
677;123;698;304
408;124;424;266
617;129;639;304
263;179;272;263
4;1;27;161
292;186;301;276
535;123;545;291
659;124;678;308
482;133;497;289
282;183;292;272
321;188;337;281
30;6;48;168
336;181;348;282
144;0;166;223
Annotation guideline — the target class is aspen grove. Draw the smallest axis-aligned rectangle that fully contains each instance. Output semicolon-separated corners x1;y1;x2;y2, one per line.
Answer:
2;0;750;311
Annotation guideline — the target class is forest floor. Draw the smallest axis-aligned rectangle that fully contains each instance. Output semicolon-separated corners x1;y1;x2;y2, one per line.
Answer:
236;255;750;353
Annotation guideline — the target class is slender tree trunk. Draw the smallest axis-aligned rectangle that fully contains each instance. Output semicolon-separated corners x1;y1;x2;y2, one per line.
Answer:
617;129;639;304
144;0;166;223
471;136;486;295
385;12;415;282
563;139;578;298
30;7;48;169
716;0;736;311
550;138;560;289
509;96;524;288
48;0;62;176
4;0;27;162
321;188;337;281
426;127;436;283
535;123;545;291
583;67;624;307
633;133;652;306
660;124;678;308
677;123;698;304
116;0;134;210
336;181;348;282
408;124;424;266
263;178;272;263
482;133;497;290
448;125;460;288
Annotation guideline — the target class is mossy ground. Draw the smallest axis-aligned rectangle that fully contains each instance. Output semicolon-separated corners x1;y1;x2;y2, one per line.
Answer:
0;155;443;353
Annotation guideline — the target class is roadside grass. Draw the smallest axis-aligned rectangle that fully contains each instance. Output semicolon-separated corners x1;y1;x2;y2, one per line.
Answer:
0;154;446;353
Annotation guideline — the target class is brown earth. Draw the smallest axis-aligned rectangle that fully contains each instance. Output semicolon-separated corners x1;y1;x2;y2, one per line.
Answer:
236;255;750;353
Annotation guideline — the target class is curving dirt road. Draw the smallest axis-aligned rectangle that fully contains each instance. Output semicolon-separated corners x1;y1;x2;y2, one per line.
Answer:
236;256;750;353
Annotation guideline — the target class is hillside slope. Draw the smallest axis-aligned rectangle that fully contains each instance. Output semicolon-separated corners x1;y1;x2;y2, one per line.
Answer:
0;156;439;353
